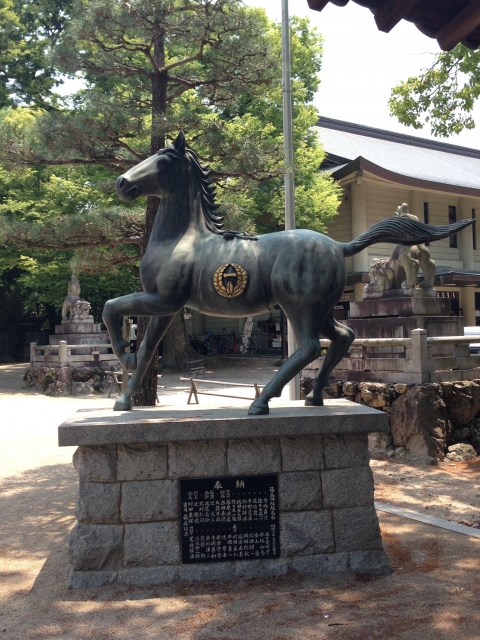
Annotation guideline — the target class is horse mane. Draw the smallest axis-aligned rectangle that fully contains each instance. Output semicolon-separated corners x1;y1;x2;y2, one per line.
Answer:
159;145;225;235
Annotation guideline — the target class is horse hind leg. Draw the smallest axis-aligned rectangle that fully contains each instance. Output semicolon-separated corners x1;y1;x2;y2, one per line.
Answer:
248;312;323;415
114;314;175;411
305;315;354;406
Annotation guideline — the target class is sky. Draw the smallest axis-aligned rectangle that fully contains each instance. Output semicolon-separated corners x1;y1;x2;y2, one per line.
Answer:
245;0;480;150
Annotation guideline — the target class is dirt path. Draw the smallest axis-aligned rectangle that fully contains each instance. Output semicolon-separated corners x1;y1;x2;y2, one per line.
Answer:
1;362;479;639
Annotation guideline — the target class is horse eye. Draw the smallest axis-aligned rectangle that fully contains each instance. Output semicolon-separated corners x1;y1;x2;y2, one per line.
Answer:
157;160;169;173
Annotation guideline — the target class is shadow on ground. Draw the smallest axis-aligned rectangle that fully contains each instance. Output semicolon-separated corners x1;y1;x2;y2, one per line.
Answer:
1;462;479;640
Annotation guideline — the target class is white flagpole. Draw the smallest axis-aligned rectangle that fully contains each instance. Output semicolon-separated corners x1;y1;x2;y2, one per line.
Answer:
282;0;300;400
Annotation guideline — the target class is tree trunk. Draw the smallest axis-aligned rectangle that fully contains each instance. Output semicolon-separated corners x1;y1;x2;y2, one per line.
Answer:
160;312;199;372
133;32;193;405
131;198;160;407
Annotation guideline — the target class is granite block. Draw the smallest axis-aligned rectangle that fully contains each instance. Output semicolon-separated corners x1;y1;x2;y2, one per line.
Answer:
73;445;116;482
321;467;374;509
349;549;391;575
178;562;235;582
292;552;349;574
124;522;180;566
168;440;226;478
234;558;291;578
117;444;167;481
280;510;334;556
58;401;388;448
76;482;120;524
227;438;281;475
118;566;178;586
278;472;322;511
333;507;383;552
324;433;369;469
280;435;324;471
68;523;123;571
121;480;177;522
68;570;117;588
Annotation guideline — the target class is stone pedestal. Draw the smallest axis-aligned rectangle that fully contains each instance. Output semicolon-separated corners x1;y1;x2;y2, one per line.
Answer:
58;401;391;588
350;295;451;319
50;320;110;350
347;295;464;360
45;320;116;369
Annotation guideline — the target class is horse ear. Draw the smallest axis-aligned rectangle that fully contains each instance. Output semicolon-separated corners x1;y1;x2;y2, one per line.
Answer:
174;131;186;155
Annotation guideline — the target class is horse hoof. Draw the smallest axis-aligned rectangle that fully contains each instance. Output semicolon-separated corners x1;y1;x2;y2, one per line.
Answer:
113;395;131;411
305;395;323;407
248;402;269;416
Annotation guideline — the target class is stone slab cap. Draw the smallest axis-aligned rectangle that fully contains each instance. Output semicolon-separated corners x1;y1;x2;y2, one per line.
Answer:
58;399;388;447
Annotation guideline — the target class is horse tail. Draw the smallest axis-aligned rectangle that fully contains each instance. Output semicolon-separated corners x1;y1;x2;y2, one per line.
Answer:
339;216;475;257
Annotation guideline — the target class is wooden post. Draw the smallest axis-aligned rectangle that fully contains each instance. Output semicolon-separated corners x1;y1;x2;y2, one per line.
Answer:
187;378;199;404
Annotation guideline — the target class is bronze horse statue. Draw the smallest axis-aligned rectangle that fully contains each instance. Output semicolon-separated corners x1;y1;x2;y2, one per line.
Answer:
104;131;473;415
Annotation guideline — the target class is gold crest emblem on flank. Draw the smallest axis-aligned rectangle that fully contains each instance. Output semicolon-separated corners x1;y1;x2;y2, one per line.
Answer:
213;263;248;298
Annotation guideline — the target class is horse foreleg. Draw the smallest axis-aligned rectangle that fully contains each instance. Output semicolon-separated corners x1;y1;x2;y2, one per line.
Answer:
248;315;323;416
102;292;165;371
305;316;354;406
114;315;175;411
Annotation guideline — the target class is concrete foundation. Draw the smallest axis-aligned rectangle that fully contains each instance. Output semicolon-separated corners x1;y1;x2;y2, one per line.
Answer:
59;401;391;587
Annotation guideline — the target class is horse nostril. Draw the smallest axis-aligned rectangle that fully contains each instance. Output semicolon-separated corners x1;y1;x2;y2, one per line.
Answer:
117;177;126;190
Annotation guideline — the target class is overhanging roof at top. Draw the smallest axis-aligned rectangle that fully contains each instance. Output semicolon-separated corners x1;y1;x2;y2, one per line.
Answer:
307;1;480;51
317;117;480;197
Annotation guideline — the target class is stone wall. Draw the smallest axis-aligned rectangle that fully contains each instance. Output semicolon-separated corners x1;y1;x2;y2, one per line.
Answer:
301;378;480;460
24;366;111;396
67;420;391;587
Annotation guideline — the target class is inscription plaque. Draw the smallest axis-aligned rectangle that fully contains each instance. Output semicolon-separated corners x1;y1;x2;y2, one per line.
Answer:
180;474;279;564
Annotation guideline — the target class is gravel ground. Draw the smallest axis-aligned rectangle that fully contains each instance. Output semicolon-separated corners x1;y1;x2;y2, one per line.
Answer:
1;361;479;639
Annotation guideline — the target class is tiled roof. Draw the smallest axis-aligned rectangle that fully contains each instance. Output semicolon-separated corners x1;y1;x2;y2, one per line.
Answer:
317;117;480;193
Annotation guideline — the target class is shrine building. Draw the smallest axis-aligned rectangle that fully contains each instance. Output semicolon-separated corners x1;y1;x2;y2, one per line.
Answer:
318;116;480;327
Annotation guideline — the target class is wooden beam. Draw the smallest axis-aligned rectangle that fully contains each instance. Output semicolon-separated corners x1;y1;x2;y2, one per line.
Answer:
437;1;480;51
374;0;422;33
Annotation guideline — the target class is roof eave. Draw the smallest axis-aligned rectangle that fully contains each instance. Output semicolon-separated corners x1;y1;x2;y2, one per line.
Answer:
330;156;480;198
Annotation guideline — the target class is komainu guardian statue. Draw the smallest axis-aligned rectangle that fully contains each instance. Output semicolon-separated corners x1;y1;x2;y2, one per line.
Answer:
364;203;437;298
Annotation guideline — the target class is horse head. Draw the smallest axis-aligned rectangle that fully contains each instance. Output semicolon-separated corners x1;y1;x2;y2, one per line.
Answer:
116;131;189;202
116;132;224;234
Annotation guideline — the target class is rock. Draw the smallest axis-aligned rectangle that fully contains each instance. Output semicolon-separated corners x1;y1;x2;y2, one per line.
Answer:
368;432;394;457
446;443;477;461
394;446;406;457
71;381;94;396
300;376;314;400
451;427;471;442
441;380;480;427
469;418;480;454
389;384;452;460
323;381;343;399
73;367;110;393
343;381;358;396
22;365;110;396
358;383;393;409
394;383;411;395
